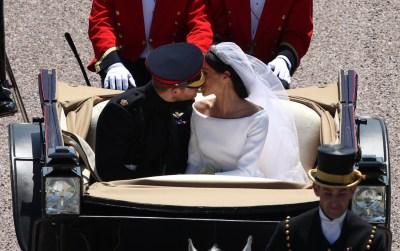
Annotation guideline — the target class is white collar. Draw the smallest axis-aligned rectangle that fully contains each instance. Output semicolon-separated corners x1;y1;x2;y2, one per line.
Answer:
319;208;347;223
319;208;347;244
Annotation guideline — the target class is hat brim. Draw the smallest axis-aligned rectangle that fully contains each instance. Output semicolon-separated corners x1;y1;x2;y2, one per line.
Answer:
308;169;363;188
180;72;205;88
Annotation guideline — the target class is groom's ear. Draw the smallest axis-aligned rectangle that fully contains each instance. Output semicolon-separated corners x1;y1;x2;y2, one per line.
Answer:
188;239;197;251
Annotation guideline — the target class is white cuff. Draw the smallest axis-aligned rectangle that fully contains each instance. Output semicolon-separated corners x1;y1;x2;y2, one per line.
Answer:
276;55;292;70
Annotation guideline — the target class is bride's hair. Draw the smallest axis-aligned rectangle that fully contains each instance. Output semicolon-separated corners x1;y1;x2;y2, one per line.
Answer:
205;51;249;99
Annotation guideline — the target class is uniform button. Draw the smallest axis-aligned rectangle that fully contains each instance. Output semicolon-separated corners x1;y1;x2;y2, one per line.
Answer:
175;21;179;25
228;10;231;15
118;33;123;38
172;33;176;37
119;45;124;49
177;11;181;15
274;39;277;43
228;22;232;27
149;38;153;43
115;10;120;15
278;26;282;31
117;22;121;27
271;51;275;55
120;99;128;106
282;14;286;20
142;40;146;45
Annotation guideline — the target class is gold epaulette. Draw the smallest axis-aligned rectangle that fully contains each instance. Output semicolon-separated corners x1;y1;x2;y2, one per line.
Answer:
365;225;377;250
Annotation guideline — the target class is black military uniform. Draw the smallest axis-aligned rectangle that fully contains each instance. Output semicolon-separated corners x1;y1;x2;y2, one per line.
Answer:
96;84;193;180
95;42;204;181
266;144;388;251
267;208;386;250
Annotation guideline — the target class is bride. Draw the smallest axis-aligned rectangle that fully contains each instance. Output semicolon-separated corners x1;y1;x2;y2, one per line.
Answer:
185;42;308;183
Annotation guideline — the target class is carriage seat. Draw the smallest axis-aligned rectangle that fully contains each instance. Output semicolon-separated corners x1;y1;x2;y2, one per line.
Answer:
281;100;320;172
86;97;321;172
86;100;109;152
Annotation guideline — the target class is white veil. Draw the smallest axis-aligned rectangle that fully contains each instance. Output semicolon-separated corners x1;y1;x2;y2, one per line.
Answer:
210;42;309;183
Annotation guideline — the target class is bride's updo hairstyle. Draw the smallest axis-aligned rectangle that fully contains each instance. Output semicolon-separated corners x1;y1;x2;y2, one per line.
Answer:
206;49;249;99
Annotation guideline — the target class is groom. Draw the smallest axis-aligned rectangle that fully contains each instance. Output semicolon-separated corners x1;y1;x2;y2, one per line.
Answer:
95;42;205;181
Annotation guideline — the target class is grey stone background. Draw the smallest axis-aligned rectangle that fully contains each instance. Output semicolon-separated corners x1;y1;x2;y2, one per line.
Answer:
0;0;399;250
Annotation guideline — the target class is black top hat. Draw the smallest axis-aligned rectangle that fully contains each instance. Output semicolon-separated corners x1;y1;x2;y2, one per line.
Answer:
308;144;365;188
146;42;205;88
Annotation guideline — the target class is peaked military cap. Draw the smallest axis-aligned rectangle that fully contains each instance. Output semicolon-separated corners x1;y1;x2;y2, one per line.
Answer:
308;144;365;188
146;42;205;88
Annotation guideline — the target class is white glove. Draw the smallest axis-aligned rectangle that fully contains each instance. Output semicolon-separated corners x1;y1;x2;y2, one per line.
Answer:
267;55;292;85
104;62;136;90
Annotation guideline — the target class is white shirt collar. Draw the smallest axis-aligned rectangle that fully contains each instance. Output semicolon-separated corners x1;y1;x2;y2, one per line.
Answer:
140;0;156;58
319;208;347;244
250;0;265;39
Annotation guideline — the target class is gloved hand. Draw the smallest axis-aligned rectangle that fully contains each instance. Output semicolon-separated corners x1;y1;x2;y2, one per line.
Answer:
267;55;292;85
104;62;136;90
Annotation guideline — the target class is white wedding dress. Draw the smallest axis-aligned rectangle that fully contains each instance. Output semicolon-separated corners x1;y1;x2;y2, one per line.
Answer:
186;102;309;183
186;104;269;177
185;42;309;183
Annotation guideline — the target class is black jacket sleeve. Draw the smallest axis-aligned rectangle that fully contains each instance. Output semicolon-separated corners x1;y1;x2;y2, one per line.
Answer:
265;221;286;251
95;101;138;181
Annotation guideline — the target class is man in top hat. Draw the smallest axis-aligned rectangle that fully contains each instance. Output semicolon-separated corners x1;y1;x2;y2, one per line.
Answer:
266;144;387;251
95;42;205;181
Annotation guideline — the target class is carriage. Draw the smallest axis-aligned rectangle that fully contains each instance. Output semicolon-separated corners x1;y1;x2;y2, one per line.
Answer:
8;67;391;250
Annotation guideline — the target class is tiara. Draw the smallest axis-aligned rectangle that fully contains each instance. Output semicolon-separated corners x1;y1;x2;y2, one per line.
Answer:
209;44;230;65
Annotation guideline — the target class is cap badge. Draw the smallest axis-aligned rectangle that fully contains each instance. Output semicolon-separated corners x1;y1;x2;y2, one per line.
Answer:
120;99;129;106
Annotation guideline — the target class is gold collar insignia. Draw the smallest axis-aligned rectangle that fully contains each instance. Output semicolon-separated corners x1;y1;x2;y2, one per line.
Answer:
173;112;184;118
120;99;129;106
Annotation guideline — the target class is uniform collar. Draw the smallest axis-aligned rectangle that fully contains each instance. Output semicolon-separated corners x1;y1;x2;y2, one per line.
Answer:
145;83;173;112
319;208;347;244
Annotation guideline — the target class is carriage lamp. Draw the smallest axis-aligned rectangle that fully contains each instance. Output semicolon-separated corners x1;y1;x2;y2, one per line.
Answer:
351;186;386;224
42;146;82;215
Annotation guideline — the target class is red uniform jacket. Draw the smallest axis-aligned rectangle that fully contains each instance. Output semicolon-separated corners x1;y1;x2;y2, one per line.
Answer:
88;0;213;72
208;0;313;68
